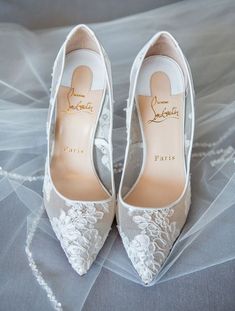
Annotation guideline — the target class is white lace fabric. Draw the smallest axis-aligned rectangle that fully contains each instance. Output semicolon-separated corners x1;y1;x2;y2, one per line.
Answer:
50;200;113;276
117;185;191;284
43;160;115;275
2;1;235;310
117;32;194;284
44;25;115;276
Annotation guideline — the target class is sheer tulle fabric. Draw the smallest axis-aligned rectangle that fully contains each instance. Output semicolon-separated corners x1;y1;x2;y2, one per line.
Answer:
1;0;235;309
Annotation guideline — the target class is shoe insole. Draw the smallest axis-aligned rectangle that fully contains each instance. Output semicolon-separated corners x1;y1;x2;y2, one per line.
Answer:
125;55;186;207
51;49;110;201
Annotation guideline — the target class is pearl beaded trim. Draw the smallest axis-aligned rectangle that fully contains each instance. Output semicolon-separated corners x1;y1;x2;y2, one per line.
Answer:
25;207;63;311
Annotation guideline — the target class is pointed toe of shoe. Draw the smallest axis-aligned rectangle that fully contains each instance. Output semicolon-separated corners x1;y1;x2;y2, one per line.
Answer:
53;223;103;276
47;199;114;276
43;166;115;275
65;234;101;276
117;184;191;285
117;200;188;284
119;229;167;285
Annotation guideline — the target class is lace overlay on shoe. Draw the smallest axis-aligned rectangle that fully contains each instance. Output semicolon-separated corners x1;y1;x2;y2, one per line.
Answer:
51;201;111;275
94;94;112;190
118;38;194;284
43;167;52;202
118;207;180;284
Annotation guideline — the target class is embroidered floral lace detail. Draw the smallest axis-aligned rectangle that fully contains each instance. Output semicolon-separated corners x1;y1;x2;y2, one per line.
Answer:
96;96;110;142
99;101;110;137
95;138;110;170
51;201;110;275
43;171;52;202
184;187;191;216
119;208;180;284
94;95;111;171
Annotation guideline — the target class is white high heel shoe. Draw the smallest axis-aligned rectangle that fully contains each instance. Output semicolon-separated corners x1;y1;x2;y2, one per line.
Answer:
43;25;115;275
117;31;195;284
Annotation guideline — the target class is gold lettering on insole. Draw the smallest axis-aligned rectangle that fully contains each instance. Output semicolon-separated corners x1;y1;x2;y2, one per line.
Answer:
154;155;176;161
64;88;94;113
148;96;179;124
63;146;84;154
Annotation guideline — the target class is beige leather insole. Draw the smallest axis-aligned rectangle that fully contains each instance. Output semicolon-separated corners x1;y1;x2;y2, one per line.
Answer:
125;71;186;207
51;65;109;201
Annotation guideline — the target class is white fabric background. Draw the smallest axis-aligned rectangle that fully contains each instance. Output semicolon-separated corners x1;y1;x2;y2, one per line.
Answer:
0;0;235;310
0;0;180;29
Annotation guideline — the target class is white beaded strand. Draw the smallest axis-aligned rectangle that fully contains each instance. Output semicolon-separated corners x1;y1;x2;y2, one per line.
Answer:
0;167;44;182
25;207;63;311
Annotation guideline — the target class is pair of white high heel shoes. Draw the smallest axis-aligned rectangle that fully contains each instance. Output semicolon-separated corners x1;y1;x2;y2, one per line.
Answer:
43;24;194;285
